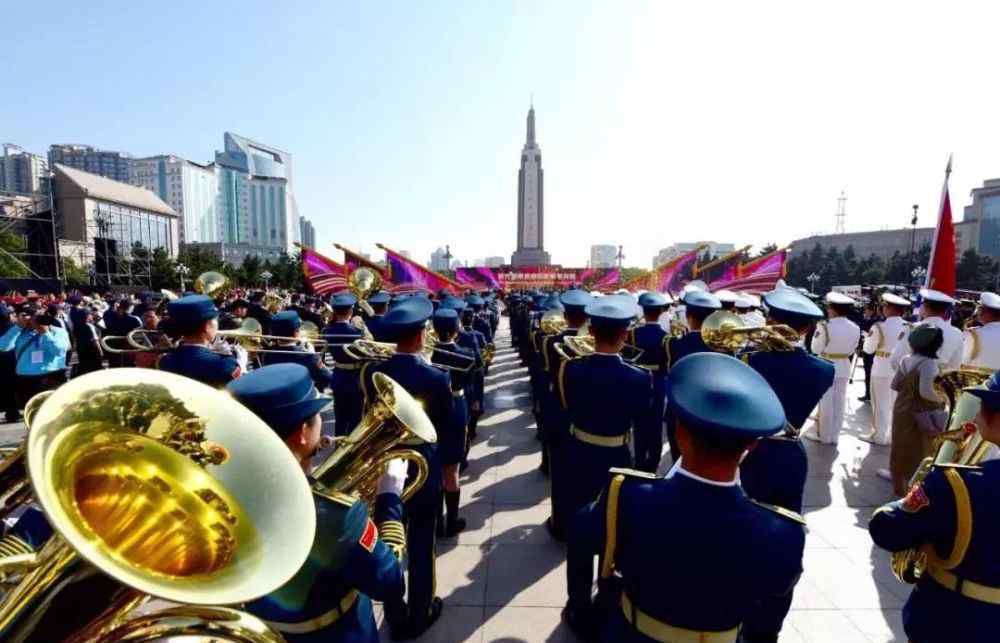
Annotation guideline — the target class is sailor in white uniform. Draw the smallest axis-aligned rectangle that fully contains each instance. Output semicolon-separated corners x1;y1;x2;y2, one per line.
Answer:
890;288;963;372
861;293;911;445
737;294;766;328
805;291;861;445
962;292;1000;371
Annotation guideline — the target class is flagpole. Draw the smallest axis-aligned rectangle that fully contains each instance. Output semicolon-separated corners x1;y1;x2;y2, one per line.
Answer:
923;155;952;289
376;243;464;290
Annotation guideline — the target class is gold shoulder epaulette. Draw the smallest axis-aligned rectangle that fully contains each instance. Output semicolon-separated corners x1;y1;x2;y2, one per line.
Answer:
608;467;659;480
314;489;358;508
748;498;806;524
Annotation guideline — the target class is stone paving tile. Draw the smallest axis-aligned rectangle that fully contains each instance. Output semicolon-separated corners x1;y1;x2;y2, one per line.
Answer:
784;610;871;642
485;542;567;607
490;502;555;545
481;606;577;643
435;544;492;606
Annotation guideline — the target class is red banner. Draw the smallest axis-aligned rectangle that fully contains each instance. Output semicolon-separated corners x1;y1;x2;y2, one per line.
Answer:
300;247;349;295
457;266;619;290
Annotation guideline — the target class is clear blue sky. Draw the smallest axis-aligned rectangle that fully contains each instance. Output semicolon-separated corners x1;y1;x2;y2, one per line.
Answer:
4;2;998;268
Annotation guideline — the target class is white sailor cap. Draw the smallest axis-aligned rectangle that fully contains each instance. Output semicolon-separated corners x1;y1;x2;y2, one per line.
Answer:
589;291;603;298
740;293;761;307
881;292;911;307
734;296;752;310
825;291;857;305
980;292;1000;310
683;280;709;294
714;289;739;304
919;288;956;306
774;279;791;291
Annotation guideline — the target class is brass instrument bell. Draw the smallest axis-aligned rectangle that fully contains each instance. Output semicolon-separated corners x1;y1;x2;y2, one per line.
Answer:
194;271;229;298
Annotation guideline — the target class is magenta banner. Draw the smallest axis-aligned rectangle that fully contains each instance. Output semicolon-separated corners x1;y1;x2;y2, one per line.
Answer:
455;266;620;291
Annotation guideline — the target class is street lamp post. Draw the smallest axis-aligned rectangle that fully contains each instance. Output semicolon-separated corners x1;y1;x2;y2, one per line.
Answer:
807;272;821;295
176;263;190;292
908;204;919;277
261;270;273;291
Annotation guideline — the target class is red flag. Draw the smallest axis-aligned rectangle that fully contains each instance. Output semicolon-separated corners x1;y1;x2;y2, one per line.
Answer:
335;243;391;280
925;156;956;295
377;243;463;294
300;246;349;295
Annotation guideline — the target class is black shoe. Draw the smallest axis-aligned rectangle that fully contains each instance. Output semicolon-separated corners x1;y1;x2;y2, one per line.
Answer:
857;396;870;403
393;597;444;640
445;517;467;537
546;517;565;542
562;605;598;643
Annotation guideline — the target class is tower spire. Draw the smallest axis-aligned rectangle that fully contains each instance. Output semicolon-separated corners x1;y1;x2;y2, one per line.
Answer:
526;103;535;146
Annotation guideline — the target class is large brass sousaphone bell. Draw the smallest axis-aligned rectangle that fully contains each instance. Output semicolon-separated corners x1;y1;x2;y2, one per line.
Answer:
348;267;383;317
0;369;316;642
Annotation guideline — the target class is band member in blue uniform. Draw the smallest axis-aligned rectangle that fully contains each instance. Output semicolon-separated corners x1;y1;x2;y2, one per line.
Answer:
565;352;806;642
359;297;452;638
527;294;561;454
158;294;245;388
543;289;592;538
228;364;409;642
323;293;365;436
430;307;476;536
458;304;488;442
738;288;834;643
628;292;672;472
663;289;721;463
364;290;392;342
869;370;1000;643
466;294;494;343
556;295;651;542
260;310;333;392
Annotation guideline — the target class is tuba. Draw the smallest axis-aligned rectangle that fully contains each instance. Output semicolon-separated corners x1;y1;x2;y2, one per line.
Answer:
348;267;383;317
194;270;230;299
0;369;316;642
890;367;994;583
311;372;436;508
701;310;799;354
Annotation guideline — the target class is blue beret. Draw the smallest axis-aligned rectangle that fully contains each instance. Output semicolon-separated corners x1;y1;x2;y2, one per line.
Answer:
466;295;485;307
227;364;330;439
681;290;722;312
383;296;433;337
167;295;219;329
540;294;564;312
585;295;636;330
330;293;357;308
559;289;592;310
432;308;460;333
763;289;823;327
637;292;669;308
666;353;786;443
368;291;391;305
271;310;302;337
966;371;1000;411
439;296;468;311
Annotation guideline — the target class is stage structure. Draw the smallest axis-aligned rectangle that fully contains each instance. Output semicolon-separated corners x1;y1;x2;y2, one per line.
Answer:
0;191;61;284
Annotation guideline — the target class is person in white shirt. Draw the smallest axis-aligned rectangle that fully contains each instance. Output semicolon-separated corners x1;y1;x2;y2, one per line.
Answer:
889;288;963;372
961;292;1000;371
805;292;861;445
861;293;911;445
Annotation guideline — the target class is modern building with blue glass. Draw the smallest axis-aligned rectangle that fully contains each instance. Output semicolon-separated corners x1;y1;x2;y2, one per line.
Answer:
214;132;299;258
963;178;1000;257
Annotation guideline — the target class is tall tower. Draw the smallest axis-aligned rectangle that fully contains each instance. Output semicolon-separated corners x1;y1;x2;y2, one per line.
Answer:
511;103;550;266
835;190;847;234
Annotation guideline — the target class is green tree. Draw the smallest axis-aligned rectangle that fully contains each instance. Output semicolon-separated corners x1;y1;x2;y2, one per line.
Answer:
0;230;31;278
176;245;224;277
753;243;779;258
60;257;90;286
620;267;650;284
149;247;177;290
240;255;263;286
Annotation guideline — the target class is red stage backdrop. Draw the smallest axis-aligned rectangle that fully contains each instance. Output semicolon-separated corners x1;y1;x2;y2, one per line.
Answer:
455;266;620;291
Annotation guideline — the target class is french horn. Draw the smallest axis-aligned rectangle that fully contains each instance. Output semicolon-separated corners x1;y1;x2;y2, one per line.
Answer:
0;369;316;642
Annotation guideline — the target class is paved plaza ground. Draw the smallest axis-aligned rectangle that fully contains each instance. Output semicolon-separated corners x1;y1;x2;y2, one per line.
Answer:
0;319;912;642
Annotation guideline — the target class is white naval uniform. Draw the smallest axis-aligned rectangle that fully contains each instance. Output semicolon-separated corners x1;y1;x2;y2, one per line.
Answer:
810;316;861;444
961;321;1000;371
862;316;908;445
740;310;766;328
889;315;963;373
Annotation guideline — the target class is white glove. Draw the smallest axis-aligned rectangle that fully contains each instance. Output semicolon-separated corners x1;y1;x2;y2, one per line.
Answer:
376;458;408;497
211;337;234;356
232;345;249;371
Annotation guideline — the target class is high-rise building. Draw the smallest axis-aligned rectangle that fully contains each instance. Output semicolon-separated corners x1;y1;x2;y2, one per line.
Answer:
48;144;132;183
429;247;451;271
653;242;736;268
511;104;550;266
1;144;49;194
484;256;505;267
299;216;316;248
131;155;219;245
590;244;618;268
214;132;298;258
963;178;1000;257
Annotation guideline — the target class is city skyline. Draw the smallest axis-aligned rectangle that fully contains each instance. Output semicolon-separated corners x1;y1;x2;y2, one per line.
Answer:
4;2;1000;268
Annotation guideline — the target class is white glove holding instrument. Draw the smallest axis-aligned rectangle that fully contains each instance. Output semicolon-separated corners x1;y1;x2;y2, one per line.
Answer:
376;458;409;497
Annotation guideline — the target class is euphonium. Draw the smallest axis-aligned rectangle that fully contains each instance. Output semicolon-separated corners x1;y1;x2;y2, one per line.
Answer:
0;369;316;643
701;310;798;354
890;367;994;583
539;313;567;336
311;372;437;508
0;391;54;521
194;270;230;298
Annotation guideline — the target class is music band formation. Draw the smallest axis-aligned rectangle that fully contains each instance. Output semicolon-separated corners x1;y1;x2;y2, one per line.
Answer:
0;269;999;643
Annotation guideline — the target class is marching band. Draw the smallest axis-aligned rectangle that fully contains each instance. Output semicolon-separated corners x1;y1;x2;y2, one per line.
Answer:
1;272;1000;643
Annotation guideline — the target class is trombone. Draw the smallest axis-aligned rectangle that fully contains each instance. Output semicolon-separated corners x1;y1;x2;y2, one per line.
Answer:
343;338;477;373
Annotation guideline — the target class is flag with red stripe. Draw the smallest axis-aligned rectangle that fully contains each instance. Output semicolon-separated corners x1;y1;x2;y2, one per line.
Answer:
300;247;349;295
925;156;957;295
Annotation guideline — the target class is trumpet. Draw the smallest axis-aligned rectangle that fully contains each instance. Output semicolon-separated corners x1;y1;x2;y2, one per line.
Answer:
701;310;799;354
890;367;994;583
0;368;315;642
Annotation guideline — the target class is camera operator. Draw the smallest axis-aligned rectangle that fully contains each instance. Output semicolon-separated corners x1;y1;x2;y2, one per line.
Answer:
0;305;71;412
